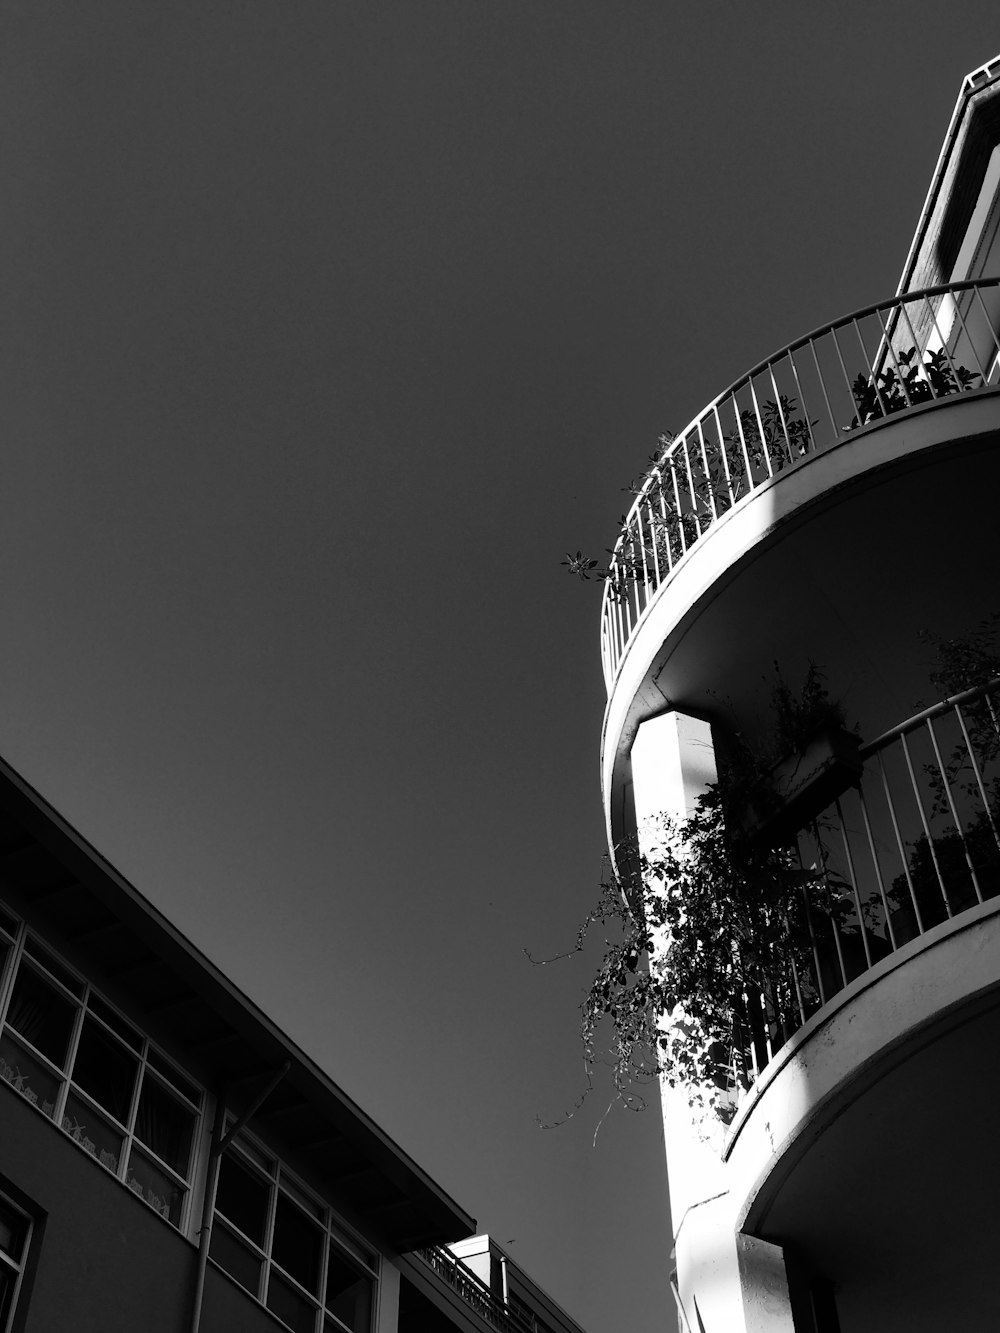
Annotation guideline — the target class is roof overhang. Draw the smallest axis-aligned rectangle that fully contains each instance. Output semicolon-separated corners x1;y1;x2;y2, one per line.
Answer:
0;754;475;1252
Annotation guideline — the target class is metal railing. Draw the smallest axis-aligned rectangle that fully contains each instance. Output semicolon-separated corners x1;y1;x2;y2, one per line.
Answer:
600;278;1000;691
737;679;1000;1086
415;1247;541;1333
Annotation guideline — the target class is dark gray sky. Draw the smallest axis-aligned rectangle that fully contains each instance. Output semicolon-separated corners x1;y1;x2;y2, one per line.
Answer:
0;5;995;1329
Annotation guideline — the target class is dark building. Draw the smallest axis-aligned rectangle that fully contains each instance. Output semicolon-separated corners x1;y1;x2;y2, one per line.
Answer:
0;753;586;1333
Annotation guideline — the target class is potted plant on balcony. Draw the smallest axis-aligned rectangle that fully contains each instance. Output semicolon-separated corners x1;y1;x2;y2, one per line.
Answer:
543;666;858;1127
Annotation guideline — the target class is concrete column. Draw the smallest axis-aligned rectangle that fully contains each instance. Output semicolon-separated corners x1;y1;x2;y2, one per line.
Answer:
630;710;796;1333
377;1261;400;1333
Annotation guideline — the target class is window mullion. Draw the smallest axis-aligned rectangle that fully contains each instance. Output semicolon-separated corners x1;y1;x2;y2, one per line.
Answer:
0;924;23;1030
262;1170;278;1303
53;974;84;1127
120;1037;147;1181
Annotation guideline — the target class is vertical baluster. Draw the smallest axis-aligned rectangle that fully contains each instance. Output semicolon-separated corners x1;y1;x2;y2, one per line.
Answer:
971;282;1000;376
828;324;857;434
948;288;990;383
669;454;687;556
695;419;719;522
898;299;935;397
900;732;952;917
645;498;662;587
813;820;849;991
653;466;673;574
732;390;755;494
766;362;794;464
926;715;984;905
809;336;839;437
858;777;898;950
796;839;828;1005
786;348;818;454
633;505;652;608
711;403;735;508
879;750;926;936
874;304;915;408
850;316;890;420
954;701;1000;857
924;293;963;389
747;376;775;478
836;797;873;969
681;437;702;539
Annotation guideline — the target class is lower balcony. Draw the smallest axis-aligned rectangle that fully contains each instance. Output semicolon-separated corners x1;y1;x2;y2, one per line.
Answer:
724;678;1000;1331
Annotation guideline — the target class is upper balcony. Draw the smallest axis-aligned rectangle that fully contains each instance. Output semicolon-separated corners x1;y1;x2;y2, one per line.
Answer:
600;278;1000;852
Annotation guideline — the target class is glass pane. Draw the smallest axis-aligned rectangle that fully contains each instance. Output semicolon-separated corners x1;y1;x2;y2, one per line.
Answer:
135;1074;194;1176
326;1248;372;1332
0;904;18;938
0;1267;13;1329
280;1173;323;1221
22;938;84;997
126;1147;185;1225
331;1228;376;1275
0;1198;26;1261
210;1222;262;1296
273;1194;322;1294
72;1016;137;1123
216;1151;270;1246
228;1130;275;1175
6;964;77;1067
145;1047;200;1106
0;1031;61;1116
267;1270;317;1333
87;995;141;1051
63;1091;124;1173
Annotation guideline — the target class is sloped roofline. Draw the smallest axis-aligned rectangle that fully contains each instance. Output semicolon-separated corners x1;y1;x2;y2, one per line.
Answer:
0;751;475;1251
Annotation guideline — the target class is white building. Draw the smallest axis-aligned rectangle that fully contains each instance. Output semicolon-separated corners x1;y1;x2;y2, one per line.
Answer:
598;53;1000;1333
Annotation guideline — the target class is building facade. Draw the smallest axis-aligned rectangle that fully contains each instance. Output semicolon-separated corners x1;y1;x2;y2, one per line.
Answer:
0;750;587;1333
598;53;1000;1333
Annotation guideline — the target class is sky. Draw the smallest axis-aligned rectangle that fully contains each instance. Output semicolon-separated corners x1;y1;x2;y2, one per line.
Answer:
0;5;997;1331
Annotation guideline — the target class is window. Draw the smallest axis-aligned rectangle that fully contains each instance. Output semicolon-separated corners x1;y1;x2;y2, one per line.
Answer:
210;1127;377;1333
0;912;203;1229
0;1192;32;1333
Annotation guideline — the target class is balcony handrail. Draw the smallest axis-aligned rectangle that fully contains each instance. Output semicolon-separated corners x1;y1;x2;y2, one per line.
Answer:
861;677;1000;756
414;1246;540;1333
600;278;1000;692
737;677;1000;1092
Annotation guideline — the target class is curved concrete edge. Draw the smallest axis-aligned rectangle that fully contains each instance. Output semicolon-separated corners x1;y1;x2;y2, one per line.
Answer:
600;390;1000;857
722;897;1000;1232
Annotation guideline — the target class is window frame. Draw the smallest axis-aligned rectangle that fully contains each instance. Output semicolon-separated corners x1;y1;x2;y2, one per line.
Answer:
0;911;204;1231
0;1188;34;1333
210;1121;379;1333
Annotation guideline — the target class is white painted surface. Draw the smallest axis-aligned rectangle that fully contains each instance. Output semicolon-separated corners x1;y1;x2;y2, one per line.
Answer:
631;711;798;1333
602;392;1000;859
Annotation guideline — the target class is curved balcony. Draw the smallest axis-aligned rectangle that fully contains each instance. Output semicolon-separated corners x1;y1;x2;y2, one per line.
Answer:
600;278;1000;694
721;680;1000;1328
730;677;1000;1110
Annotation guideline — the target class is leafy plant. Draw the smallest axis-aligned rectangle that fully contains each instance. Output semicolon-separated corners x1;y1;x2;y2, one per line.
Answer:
849;346;979;428
546;669;853;1124
722;395;813;490
577;789;851;1123
567;400;815;607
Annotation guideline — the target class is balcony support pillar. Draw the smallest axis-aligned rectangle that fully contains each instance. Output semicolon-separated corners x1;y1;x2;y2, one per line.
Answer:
632;711;797;1333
